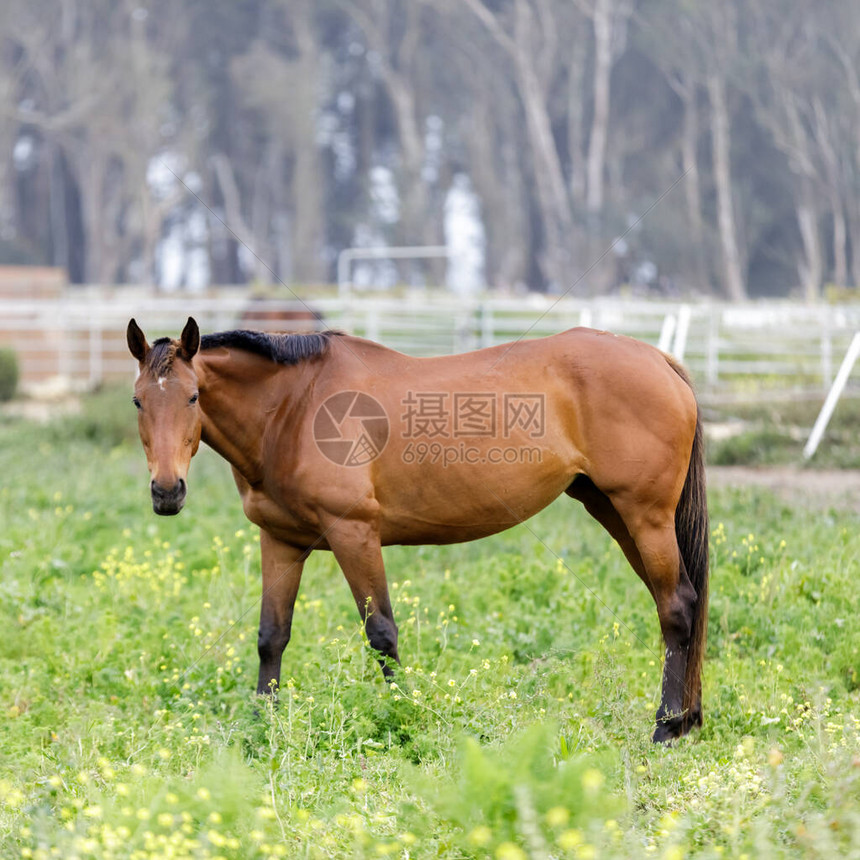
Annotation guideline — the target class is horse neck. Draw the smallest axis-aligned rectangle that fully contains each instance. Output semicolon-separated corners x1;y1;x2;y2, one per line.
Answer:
194;350;306;484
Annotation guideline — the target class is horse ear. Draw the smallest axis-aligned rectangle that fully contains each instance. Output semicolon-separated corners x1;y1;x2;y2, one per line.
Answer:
127;319;150;363
179;317;200;359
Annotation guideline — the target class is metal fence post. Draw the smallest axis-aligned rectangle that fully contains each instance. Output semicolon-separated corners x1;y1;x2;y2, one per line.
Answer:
89;317;103;389
706;310;719;387
658;314;676;352
672;304;692;361
58;304;69;382
481;303;494;348
365;304;380;343
804;331;860;459
821;314;833;390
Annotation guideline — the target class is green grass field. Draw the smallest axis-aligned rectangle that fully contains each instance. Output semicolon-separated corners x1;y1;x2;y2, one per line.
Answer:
0;389;858;859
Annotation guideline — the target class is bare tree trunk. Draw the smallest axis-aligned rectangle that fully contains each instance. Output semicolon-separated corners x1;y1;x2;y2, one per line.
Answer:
707;73;745;300
852;229;860;288
458;0;576;288
250;143;274;281
832;194;848;288
290;1;325;283
0;56;15;244
268;142;289;283
795;180;823;301
211;153;269;282
822;23;860;286
337;0;433;251
846;191;860;288
468;98;530;289
811;99;848;288
677;82;709;291
48;141;69;273
291;131;325;283
586;0;611;215
79;151;105;284
99;171;130;284
387;73;431;246
517;54;575;287
773;99;824;302
567;41;587;203
139;185;157;287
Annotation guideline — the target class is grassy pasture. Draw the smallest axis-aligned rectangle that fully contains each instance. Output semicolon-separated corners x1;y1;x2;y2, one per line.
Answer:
0;390;858;859
705;394;860;468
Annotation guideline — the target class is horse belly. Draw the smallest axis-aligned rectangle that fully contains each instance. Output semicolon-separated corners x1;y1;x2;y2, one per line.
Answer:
376;460;575;546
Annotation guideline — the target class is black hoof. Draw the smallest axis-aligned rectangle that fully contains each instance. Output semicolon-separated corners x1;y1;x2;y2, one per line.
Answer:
652;706;702;744
652;722;682;744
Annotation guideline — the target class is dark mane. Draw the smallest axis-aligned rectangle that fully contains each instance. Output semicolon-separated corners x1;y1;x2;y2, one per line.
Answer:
200;329;340;365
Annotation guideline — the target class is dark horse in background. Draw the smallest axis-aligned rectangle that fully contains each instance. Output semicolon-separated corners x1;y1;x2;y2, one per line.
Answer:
239;299;325;332
127;317;709;743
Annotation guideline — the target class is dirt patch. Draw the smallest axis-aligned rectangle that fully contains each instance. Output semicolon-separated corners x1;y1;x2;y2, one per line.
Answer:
708;465;860;512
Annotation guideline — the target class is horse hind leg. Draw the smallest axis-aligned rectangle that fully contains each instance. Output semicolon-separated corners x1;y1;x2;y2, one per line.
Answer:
613;494;700;742
568;477;700;743
326;519;400;679
566;476;649;588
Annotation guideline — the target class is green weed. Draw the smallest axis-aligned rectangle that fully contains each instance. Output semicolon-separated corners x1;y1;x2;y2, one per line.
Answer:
0;401;858;858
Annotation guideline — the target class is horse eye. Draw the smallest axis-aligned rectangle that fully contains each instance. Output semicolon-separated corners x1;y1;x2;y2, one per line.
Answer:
132;397;142;410
189;393;199;405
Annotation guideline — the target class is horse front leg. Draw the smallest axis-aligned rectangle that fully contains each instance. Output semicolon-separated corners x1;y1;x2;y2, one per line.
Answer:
326;519;400;679
256;530;308;696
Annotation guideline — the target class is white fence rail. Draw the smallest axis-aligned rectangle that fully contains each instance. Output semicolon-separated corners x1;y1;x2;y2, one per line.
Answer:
2;293;860;400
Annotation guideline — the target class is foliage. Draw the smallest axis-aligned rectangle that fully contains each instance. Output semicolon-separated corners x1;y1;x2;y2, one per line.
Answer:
1;0;860;295
0;348;19;402
0;401;858;858
49;385;141;449
708;429;800;467
706;394;860;467
405;724;624;857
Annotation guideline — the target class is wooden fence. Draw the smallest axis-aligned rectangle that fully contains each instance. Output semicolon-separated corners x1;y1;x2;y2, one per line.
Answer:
2;291;860;402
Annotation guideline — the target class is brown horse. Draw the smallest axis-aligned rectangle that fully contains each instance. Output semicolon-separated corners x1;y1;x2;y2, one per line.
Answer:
126;317;709;742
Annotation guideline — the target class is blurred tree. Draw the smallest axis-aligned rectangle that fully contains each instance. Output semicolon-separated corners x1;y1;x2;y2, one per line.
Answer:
638;1;712;292
229;0;327;283
578;0;633;219
826;4;860;288
743;0;860;298
0;0;857;297
3;0;184;283
453;0;581;291
335;0;440;251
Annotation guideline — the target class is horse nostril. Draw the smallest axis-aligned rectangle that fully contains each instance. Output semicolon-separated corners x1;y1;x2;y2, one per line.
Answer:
150;478;186;516
150;479;185;499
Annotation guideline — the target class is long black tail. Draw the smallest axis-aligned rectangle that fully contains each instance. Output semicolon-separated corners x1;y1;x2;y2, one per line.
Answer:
672;379;710;723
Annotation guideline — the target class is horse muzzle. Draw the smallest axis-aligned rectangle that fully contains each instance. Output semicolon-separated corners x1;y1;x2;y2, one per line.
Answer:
150;478;186;516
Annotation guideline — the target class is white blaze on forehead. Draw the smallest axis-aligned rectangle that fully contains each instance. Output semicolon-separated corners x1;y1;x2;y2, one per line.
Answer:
158;377;167;391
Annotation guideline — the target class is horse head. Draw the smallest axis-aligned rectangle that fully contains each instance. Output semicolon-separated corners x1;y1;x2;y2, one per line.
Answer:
126;317;202;515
